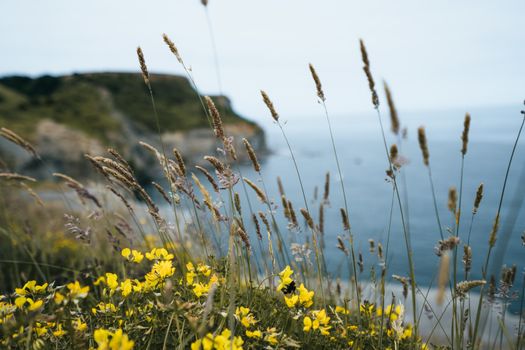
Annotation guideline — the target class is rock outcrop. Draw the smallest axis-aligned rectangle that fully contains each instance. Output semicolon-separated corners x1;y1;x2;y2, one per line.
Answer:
0;73;265;182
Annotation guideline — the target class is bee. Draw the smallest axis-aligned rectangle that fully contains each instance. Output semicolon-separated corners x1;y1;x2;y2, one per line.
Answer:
281;280;296;294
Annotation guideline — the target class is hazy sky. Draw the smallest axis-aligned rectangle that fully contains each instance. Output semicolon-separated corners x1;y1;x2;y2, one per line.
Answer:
2;1;524;124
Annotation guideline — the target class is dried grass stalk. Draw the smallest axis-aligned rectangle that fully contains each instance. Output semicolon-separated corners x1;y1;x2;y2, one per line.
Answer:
162;33;183;64
461;113;471;156
236;227;251;251
384;82;400;135
252;213;262;240
0;173;36;182
136;47;149;85
260;90;279;122
234;192;242;214
107;186;133;212
204;96;224;139
53;173;101;208
463;245;472;273
20;183;44;207
473;183;483;214
195;166;219;193
308;63;325;102
359;39;379;108
437;253;450;305
277;176;285;196
243;177;267;203
107;148;134;176
288;200;298;227
448;187;457;214
258;211;271;234
300;208;315;230
193;173;220;221
242;138;260;172
152;182;172;205
489;214;500;247
418;127;430;166
0;127;38;158
340;208;350;231
203;156;225;173
455;280;486;298
172;148;186;176
318;203;324;234
323;172;330;203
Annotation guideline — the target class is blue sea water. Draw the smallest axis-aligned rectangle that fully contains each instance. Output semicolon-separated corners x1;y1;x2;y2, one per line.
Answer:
233;104;525;305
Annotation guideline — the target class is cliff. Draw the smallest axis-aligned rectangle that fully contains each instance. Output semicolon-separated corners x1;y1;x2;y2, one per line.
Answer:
0;73;265;182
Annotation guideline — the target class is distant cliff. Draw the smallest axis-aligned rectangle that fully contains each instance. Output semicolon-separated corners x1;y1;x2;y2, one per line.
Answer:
0;73;265;182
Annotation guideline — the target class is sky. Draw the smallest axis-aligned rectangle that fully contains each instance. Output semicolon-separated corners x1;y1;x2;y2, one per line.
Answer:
2;1;524;126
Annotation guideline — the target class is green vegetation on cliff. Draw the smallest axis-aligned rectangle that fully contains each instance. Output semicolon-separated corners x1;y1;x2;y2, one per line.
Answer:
0;72;256;141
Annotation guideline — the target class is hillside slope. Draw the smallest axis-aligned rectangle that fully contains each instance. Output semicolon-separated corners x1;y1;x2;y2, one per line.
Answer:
0;73;265;181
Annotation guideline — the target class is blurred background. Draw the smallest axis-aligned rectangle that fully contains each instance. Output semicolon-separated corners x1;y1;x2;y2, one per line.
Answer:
1;0;524;309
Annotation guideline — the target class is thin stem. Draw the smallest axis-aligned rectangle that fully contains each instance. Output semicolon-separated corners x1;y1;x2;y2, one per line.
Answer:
427;166;445;240
321;101;361;318
472;114;525;349
375;108;418;345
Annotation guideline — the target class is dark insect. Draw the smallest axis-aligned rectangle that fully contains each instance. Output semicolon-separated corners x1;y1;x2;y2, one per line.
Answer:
281;280;296;294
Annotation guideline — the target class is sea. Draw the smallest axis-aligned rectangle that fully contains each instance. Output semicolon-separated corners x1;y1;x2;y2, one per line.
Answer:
167;104;525;314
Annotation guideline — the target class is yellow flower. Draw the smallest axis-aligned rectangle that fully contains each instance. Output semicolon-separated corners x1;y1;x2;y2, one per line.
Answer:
192;274;219;298
15;281;48;296
145;260;176;290
192;329;243;350
66;281;89;299
303;316;313;332
191;337;213;350
264;327;279;345
132;279;143;293
192;283;209;298
197;263;211;277
121;248;131;259
54;292;65;305
92;302;117;315
335;305;349;314
145;248;174;261
186;271;197;285
110;329;134;350
105;273;119;291
94;328;134;350
304;310;331;335
34;322;48;337
246;329;262;339
277;266;294;291
74;318;87;332
15;297;43;311
314;309;330;325
298;283;314;307
52;324;66;337
121;279;133;297
14;296;27;308
402;324;412;339
284;294;298;308
122;248;144;263
360;303;374;315
27;298;43;311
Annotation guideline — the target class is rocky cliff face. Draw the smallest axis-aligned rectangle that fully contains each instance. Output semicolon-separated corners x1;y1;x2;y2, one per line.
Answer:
0;73;265;182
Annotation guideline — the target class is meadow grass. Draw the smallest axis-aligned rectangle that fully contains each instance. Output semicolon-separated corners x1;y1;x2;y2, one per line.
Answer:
0;32;524;350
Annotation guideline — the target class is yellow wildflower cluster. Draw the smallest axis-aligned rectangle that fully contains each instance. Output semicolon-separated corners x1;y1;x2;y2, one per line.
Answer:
303;309;331;336
277;266;314;308
191;328;243;350
234;306;281;346
186;261;219;297
121;248;144;263
94;328;134;350
0;247;428;349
